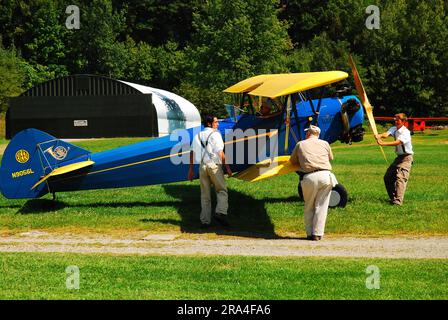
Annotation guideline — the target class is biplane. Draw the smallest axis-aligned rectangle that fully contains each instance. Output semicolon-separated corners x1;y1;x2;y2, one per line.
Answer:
0;57;377;208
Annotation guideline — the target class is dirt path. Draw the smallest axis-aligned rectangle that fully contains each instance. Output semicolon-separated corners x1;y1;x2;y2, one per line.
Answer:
0;232;447;259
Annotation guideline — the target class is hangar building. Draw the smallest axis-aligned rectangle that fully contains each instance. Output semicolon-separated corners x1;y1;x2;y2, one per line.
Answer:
6;74;201;139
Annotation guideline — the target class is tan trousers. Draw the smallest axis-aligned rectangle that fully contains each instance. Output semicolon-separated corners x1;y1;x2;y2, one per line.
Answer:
301;171;333;237
199;162;228;224
384;154;413;205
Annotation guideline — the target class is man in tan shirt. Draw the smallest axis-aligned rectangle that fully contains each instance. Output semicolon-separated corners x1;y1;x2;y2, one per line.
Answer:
289;125;336;240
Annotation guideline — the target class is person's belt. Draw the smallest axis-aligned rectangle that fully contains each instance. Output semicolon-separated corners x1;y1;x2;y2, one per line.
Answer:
303;169;328;175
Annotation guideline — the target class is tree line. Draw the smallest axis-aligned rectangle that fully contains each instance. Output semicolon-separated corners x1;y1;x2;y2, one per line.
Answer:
0;0;447;118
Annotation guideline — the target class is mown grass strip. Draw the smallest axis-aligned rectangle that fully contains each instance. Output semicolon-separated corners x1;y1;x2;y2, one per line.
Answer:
0;252;447;300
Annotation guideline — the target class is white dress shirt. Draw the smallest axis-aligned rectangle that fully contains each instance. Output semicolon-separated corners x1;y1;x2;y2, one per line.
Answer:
191;127;224;164
388;126;414;155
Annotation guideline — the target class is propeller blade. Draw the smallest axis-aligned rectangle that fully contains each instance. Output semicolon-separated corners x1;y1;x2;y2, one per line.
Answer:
349;55;388;163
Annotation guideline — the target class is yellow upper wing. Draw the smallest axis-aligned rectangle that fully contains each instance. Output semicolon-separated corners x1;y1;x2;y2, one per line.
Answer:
223;71;348;98
223;74;280;94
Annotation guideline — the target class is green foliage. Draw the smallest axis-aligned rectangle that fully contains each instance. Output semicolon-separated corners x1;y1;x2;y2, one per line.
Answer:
287;33;351;73
151;41;187;89
282;0;448;117
0;46;24;112
22;1;69;77
116;0;198;47
63;0;128;76
358;0;448;116
0;0;447;117
18;61;56;90
178;0;291;115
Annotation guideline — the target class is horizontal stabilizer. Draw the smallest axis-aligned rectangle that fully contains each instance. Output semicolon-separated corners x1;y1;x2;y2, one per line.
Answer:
31;160;95;190
234;156;299;182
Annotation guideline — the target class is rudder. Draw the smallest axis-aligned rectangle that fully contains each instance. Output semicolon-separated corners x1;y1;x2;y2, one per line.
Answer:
0;129;90;199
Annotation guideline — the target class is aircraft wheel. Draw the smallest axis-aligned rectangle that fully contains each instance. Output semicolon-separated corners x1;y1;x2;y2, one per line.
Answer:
329;184;348;208
297;183;348;208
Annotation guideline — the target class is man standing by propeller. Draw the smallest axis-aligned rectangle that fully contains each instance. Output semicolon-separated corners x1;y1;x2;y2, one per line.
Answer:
375;113;414;206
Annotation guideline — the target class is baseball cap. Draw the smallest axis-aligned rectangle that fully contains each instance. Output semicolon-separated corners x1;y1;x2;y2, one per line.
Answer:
304;125;321;135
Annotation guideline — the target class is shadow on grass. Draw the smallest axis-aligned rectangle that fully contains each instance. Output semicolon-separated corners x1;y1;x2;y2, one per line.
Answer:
18;199;66;214
16;185;302;239
17;198;178;214
154;184;300;239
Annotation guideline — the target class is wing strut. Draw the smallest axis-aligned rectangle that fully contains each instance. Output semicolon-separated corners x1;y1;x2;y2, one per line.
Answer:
284;95;292;152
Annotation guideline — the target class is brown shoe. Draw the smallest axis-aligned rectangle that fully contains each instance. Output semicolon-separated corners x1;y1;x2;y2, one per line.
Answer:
306;235;313;240
312;235;322;241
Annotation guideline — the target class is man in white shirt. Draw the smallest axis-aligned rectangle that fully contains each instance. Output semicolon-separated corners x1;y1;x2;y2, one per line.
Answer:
375;113;414;205
189;115;232;228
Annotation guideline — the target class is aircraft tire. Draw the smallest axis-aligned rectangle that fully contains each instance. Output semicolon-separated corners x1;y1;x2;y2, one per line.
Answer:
329;184;348;208
297;183;348;208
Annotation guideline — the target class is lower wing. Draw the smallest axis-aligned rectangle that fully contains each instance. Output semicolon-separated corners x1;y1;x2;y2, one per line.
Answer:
234;156;300;182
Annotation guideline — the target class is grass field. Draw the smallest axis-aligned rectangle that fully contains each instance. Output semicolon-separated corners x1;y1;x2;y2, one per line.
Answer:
0;252;447;299
0;125;447;300
0;128;447;238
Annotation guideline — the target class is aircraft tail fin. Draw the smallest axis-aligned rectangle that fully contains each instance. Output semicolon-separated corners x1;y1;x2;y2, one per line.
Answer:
0;129;91;199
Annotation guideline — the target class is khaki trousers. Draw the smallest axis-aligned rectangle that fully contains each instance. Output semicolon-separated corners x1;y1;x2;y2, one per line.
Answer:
384;154;413;205
199;162;228;224
301;171;333;237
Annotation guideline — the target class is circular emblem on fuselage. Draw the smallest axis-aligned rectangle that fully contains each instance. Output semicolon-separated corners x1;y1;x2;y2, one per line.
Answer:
53;146;68;160
15;149;30;164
